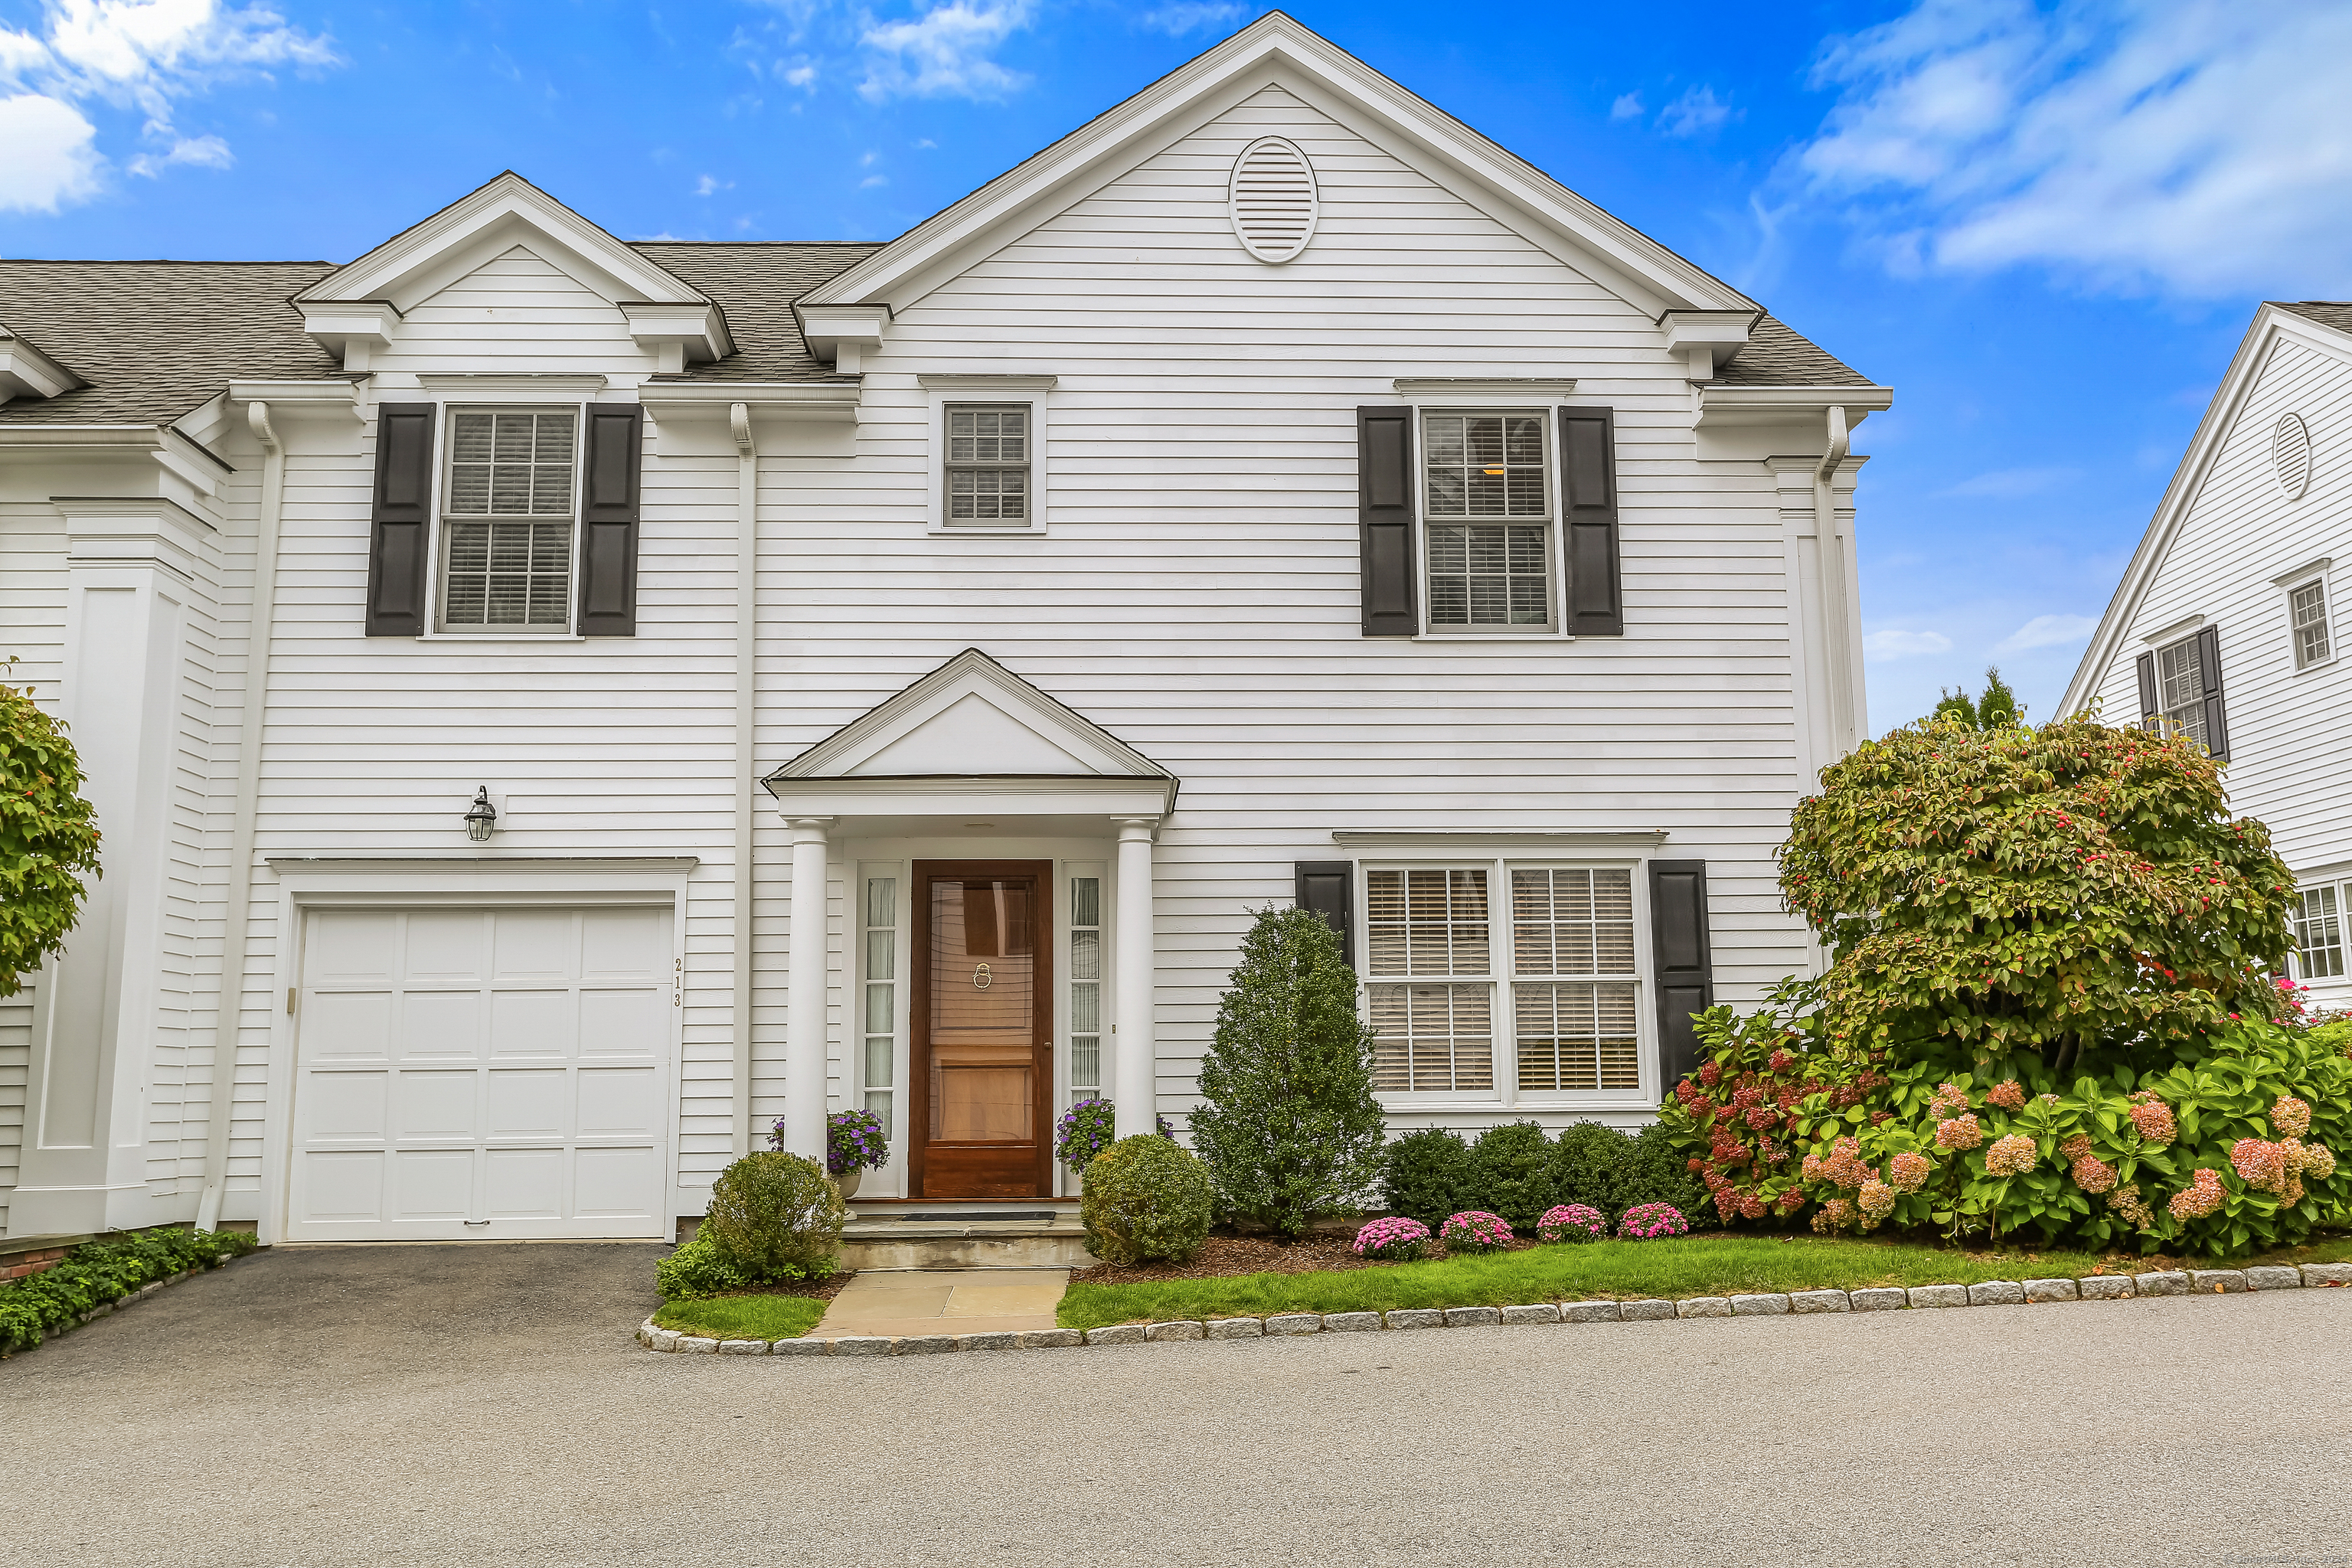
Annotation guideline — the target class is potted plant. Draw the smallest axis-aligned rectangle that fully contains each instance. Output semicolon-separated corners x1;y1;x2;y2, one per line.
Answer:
1055;1098;1119;1189
773;1110;889;1200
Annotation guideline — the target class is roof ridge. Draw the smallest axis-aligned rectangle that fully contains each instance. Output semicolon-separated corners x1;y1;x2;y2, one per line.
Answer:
0;258;334;267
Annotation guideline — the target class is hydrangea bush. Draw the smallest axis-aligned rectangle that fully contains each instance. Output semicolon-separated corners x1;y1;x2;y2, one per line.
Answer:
1438;1210;1513;1254
1617;1203;1688;1240
1351;1216;1430;1261
1536;1204;1606;1243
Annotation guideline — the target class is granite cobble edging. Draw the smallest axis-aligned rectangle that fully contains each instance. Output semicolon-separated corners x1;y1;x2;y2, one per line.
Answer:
635;1261;2352;1358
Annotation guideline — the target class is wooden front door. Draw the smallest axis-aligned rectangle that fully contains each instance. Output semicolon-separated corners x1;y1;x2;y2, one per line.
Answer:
910;861;1052;1198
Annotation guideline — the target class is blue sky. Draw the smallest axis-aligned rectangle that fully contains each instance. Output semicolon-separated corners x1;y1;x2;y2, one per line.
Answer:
7;0;2350;730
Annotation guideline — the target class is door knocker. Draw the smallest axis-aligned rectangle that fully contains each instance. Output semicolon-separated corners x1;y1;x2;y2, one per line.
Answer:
972;962;992;990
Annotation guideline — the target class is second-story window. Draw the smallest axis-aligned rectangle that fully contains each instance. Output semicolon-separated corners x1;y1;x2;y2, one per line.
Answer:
1422;411;1551;629
2154;637;2209;746
2292;579;2332;669
946;403;1029;524
441;408;577;631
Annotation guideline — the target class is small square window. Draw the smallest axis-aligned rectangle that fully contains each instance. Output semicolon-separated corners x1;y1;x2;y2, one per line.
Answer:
2291;579;2332;669
945;404;1031;525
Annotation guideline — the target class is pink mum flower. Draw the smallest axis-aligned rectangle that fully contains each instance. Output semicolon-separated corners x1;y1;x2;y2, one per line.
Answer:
2071;1154;2118;1194
1536;1204;1608;1244
2272;1096;2313;1138
1352;1216;1432;1259
1888;1151;1933;1193
1985;1133;2038;1176
1438;1210;1514;1254
1986;1080;2027;1112
1936;1113;1985;1152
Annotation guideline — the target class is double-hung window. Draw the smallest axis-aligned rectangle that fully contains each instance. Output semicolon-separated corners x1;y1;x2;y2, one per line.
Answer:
2291;578;2333;669
440;408;577;632
945;403;1030;524
2295;884;2346;981
1422;411;1552;629
1364;863;1645;1099
2153;637;2209;746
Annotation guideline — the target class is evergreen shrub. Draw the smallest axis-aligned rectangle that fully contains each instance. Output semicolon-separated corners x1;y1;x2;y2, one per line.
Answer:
1549;1122;1630;1215
1189;906;1387;1236
655;1236;750;1302
1080;1134;1214;1265
1378;1127;1472;1228
1465;1121;1558;1229
700;1152;844;1282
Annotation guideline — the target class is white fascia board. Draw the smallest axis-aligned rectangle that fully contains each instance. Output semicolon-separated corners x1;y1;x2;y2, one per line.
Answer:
619;302;733;364
298;302;400;353
1697;384;1893;428
2060;305;2352;714
638;381;863;426
1334;829;1668;849
0;333;84;401
1661;311;1755;351
797;13;1755;318
0;422;233;489
795;303;890;363
763;775;1178;818
227;379;364;423
297;172;709;313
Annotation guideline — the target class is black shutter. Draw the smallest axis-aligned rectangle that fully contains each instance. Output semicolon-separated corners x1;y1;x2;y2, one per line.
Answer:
578;403;644;637
2197;626;2229;760
365;403;436;636
1295;861;1354;968
1559;405;1624;636
1648;859;1713;1093
1357;407;1416;636
2135;652;2158;731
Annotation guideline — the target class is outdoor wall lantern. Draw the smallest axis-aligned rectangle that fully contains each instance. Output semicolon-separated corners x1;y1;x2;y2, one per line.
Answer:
464;786;498;843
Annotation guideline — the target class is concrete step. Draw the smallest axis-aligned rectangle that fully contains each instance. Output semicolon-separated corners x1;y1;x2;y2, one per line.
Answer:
841;1203;1094;1269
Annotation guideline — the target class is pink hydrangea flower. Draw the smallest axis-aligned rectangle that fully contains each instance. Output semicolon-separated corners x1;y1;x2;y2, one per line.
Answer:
1986;1080;2027;1112
1857;1180;1897;1219
2071;1154;2118;1194
2272;1096;2313;1138
2168;1168;2224;1220
1888;1151;1933;1193
1928;1082;1972;1119
2230;1138;2288;1193
2128;1096;2176;1145
1811;1197;1854;1233
1985;1133;2038;1176
2058;1133;2094;1161
1537;1204;1607;1244
2301;1142;2337;1181
1936;1113;1984;1152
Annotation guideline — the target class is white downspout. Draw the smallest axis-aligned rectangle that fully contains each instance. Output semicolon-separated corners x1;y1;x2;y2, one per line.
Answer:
1812;405;1854;753
194;401;283;1232
731;402;758;1160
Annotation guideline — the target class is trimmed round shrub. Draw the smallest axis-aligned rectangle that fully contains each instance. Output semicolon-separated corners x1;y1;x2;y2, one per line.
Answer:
1438;1210;1512;1254
701;1151;845;1282
655;1235;749;1302
1466;1121;1558;1230
1618;1119;1719;1231
1549;1121;1632;1216
1379;1127;1472;1229
1618;1203;1689;1240
1352;1216;1430;1261
1080;1133;1214;1265
1536;1204;1607;1243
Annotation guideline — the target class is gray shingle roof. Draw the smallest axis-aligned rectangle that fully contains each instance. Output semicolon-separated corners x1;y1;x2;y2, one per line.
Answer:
632;241;880;382
1710;315;1870;387
2274;301;2352;335
0;260;340;425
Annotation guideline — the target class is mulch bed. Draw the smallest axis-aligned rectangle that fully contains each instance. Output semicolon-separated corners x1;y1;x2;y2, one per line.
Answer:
712;1270;858;1304
1068;1231;1537;1287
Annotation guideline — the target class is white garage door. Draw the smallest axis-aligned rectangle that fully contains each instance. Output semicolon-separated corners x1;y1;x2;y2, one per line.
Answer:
287;904;674;1241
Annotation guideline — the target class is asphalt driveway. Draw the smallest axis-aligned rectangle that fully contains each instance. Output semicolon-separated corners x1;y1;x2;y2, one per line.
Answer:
4;1241;2348;1567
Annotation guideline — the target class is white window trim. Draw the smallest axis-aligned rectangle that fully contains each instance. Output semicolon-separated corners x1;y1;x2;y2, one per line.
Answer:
2151;633;2211;743
853;861;910;1196
920;374;1057;534
425;403;584;639
2279;565;2338;675
2292;878;2348;984
1354;851;1656;1112
1410;400;1576;638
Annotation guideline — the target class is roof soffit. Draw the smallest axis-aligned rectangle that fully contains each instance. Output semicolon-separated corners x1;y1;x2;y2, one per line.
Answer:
296;172;714;318
2061;302;2352;713
769;648;1171;783
798;13;1756;319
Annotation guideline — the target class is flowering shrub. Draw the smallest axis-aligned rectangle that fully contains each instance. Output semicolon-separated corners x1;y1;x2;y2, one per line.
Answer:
1537;1204;1607;1243
1438;1210;1513;1254
1984;1133;2038;1177
2169;1168;2224;1220
2273;1096;2312;1138
1055;1098;1119;1171
1352;1216;1430;1261
1617;1203;1688;1240
1935;1114;1984;1152
825;1109;888;1175
1985;1080;2027;1112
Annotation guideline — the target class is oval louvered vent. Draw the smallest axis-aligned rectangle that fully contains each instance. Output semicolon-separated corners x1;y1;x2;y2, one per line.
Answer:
1229;137;1318;263
2275;413;2313;498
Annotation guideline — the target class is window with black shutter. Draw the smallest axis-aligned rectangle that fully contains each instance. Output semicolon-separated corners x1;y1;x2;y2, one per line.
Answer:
1295;861;1354;966
1647;859;1713;1092
365;403;436;636
1357;407;1416;636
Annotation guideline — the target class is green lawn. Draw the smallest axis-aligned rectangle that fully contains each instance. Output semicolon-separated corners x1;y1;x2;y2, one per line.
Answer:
1056;1236;2119;1331
652;1295;828;1341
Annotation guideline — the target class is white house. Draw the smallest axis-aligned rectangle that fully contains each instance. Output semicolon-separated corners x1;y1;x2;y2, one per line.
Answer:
0;14;1885;1243
2063;301;2352;1013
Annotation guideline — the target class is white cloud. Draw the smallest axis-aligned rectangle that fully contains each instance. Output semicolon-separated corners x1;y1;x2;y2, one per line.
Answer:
0;91;102;211
1658;85;1733;139
1609;91;1642;121
1137;2;1241;35
780;56;817;89
1797;0;2352;296
858;1;1031;102
1994;612;2098;653
1864;628;1954;661
1936;464;2079;499
694;173;732;196
860;174;887;188
0;0;335;210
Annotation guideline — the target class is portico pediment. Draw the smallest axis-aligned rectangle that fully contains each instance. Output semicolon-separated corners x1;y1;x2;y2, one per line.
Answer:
763;649;1176;818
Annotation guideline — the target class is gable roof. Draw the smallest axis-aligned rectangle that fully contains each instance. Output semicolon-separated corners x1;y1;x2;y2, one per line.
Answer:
2060;301;2352;714
635;242;881;382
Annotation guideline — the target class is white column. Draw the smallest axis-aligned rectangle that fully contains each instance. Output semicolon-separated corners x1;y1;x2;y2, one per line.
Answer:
1112;818;1158;1140
13;498;207;1236
782;816;834;1161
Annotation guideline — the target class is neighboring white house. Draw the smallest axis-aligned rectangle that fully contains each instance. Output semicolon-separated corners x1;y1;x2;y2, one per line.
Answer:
2063;301;2352;1014
0;14;1886;1243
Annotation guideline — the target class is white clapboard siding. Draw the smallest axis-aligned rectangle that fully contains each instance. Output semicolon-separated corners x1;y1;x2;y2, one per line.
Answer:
2085;332;2352;1006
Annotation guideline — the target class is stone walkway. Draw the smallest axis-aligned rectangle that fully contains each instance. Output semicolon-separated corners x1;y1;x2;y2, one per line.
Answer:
806;1267;1069;1339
